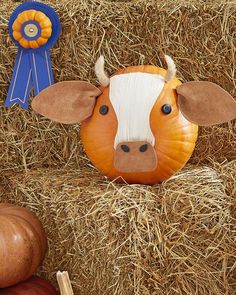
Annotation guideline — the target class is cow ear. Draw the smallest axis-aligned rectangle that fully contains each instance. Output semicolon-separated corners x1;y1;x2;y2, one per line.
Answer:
176;81;236;126
32;81;101;124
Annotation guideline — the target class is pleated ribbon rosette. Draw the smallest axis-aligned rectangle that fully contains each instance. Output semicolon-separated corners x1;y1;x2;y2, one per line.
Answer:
5;1;61;109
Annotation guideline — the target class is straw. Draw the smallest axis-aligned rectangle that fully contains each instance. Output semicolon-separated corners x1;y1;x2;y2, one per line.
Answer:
57;271;74;295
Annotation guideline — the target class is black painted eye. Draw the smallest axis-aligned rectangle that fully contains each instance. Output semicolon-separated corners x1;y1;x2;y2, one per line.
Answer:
121;145;130;153
161;104;172;115
99;105;109;115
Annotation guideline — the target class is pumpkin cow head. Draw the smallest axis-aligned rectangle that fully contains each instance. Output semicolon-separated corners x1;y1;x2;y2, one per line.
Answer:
32;56;236;185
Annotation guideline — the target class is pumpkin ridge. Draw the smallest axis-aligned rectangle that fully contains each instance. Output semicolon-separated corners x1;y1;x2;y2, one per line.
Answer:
0;218;8;285
2;206;47;256
157;142;196;154
158;138;197;144
157;139;196;148
1;211;46;263
33;278;57;293
0;204;47;288
156;149;187;166
158;162;182;176
82;147;114;170
159;124;197;133
156;145;193;157
0;276;58;294
1;216;32;284
11;215;36;281
156;164;174;179
157;161;178;176
21;219;44;279
157;131;198;138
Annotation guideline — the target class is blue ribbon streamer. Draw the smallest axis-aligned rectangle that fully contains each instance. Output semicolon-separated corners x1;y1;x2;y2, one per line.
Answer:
5;49;54;109
5;1;60;109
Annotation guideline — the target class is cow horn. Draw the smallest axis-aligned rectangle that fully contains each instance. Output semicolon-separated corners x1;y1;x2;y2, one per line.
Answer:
164;55;176;81
95;55;110;87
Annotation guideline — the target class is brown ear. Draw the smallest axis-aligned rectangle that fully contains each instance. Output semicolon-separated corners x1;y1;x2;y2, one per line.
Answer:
32;81;101;124
176;81;236;126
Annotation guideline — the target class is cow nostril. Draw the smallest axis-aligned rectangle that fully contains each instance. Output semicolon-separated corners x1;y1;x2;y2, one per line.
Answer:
139;144;148;153
121;145;130;153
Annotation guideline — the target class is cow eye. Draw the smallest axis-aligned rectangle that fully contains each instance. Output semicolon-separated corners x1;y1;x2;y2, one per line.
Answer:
161;104;172;115
99;105;109;115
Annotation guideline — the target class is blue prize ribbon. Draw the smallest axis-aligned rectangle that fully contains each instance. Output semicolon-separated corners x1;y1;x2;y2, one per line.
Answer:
5;1;61;109
30;50;54;96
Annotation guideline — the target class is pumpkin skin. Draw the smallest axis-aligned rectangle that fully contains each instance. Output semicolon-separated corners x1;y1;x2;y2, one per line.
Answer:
0;276;58;295
80;65;199;185
0;204;47;288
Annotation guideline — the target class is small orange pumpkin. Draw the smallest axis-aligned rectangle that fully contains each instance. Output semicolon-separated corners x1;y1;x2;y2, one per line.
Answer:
80;65;199;184
0;203;47;288
0;276;58;295
12;9;52;49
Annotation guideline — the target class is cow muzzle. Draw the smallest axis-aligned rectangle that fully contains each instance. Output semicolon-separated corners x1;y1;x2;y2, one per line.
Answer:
114;141;157;173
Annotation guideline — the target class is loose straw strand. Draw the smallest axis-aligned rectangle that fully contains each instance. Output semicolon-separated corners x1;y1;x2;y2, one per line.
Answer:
57;271;74;295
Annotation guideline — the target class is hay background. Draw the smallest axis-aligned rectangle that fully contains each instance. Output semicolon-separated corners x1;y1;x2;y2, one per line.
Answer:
1;162;236;294
0;0;235;294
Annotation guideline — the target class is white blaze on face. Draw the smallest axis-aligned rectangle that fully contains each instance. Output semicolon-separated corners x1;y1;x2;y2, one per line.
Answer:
109;72;165;148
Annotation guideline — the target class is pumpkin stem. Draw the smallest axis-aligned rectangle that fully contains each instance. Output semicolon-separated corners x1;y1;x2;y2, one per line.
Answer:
57;271;74;295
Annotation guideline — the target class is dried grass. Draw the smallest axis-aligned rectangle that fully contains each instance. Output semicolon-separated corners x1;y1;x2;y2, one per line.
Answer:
0;0;236;294
1;162;235;295
0;0;235;171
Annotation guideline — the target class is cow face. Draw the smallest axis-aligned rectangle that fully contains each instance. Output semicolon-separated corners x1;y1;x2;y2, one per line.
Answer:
32;56;236;184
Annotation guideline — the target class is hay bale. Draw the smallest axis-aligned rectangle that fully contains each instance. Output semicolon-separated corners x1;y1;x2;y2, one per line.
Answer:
1;161;235;294
0;1;235;294
0;0;235;171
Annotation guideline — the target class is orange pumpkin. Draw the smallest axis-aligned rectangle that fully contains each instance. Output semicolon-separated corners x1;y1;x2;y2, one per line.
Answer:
12;9;52;49
32;55;236;185
0;276;58;295
0;203;47;288
80;65;199;185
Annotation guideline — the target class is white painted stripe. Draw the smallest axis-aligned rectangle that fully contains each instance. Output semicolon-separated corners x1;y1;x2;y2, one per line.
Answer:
10;50;23;101
45;50;52;85
110;72;165;148
23;69;32;103
11;69;32;104
32;53;39;93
